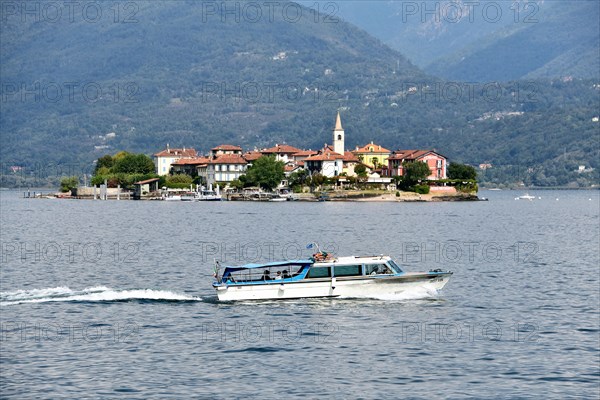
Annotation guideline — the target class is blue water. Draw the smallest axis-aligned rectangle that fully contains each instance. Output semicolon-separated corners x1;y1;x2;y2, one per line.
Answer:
1;190;599;399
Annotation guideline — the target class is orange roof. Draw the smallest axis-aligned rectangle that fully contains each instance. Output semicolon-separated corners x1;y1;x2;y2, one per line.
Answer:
293;150;318;157
211;144;242;151
388;150;443;161
284;164;301;172
243;151;263;162
304;147;344;161
154;148;197;157
353;142;391;154
209;154;248;164
135;178;159;184
342;151;360;162
262;144;302;154
172;157;210;166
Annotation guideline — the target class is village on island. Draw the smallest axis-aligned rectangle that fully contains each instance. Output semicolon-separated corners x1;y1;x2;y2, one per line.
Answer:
53;112;478;202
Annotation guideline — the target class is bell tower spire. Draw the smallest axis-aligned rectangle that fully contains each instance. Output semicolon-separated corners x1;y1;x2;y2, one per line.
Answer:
333;111;344;155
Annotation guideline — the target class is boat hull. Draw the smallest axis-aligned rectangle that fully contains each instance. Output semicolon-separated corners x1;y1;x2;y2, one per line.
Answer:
213;272;451;301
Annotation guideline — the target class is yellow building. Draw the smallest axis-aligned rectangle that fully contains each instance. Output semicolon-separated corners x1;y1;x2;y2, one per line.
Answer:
352;142;391;169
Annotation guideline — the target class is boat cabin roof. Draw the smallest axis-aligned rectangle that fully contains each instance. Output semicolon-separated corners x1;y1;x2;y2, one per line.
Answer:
222;256;394;272
223;259;313;272
315;255;392;265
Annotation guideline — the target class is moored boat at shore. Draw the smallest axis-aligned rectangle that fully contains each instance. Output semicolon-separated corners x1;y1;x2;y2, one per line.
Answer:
195;189;222;201
212;250;452;301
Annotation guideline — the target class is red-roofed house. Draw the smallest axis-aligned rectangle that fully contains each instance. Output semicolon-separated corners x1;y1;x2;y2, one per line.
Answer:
304;146;344;177
352;142;391;169
292;149;318;163
261;144;302;163
387;150;447;179
210;144;243;158
171;156;211;176
199;154;248;185
154;146;197;176
341;151;364;176
243;151;263;163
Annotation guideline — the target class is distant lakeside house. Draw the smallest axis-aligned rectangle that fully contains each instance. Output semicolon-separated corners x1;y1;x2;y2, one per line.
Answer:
386;150;447;180
154;146;197;176
352;142;391;170
152;111;449;188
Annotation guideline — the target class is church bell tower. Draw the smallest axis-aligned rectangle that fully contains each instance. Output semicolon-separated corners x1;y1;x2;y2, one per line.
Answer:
333;111;344;155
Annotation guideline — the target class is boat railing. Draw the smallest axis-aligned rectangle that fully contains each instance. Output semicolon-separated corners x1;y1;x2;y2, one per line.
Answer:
226;265;305;284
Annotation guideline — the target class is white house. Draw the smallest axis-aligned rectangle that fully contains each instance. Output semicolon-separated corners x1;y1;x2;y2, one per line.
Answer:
261;144;303;163
210;144;243;158
154;146;197;176
303;146;344;178
201;154;248;185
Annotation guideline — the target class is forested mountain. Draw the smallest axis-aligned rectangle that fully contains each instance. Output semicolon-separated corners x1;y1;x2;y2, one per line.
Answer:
1;1;598;187
322;0;600;81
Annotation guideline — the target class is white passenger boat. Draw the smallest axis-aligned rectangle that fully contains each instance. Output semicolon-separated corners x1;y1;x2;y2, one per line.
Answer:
195;184;222;201
515;193;536;200
268;196;287;202
163;194;182;201
181;192;197;201
212;251;452;301
195;189;222;201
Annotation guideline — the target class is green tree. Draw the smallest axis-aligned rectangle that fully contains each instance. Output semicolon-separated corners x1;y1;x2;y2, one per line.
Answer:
309;173;325;188
402;161;430;185
354;164;367;177
165;174;193;189
94;155;114;173
288;169;309;189
60;176;79;192
448;163;478;180
230;179;244;190
241;155;285;191
112;154;155;175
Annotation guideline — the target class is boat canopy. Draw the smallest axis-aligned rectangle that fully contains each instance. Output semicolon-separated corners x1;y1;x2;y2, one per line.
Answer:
223;259;313;272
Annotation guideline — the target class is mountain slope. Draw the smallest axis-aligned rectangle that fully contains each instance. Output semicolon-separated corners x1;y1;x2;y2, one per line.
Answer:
426;1;600;81
0;1;598;187
322;0;599;81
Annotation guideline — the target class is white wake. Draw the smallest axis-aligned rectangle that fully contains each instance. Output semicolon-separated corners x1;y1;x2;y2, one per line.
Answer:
0;286;202;306
341;285;441;301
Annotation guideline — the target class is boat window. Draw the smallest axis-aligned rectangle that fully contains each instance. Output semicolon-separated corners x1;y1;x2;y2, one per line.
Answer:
227;265;306;282
307;266;331;278
388;260;402;273
365;264;392;275
333;265;362;277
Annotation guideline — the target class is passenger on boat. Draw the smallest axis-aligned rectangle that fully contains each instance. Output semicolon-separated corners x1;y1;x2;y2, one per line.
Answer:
263;270;271;280
282;270;290;279
312;252;333;262
274;271;282;280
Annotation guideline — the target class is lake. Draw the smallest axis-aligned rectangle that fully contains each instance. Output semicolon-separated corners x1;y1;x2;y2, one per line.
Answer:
1;189;599;399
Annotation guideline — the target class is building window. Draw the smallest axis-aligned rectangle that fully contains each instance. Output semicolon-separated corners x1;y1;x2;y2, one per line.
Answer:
337;134;342;140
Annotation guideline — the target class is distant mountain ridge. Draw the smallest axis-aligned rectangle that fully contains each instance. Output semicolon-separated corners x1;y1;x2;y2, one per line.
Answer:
321;0;600;81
